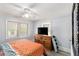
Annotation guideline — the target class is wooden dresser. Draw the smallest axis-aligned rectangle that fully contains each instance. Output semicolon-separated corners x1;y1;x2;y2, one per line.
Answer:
34;34;54;51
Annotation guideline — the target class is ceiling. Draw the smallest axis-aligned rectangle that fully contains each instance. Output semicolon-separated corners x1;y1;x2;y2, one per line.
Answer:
0;3;73;20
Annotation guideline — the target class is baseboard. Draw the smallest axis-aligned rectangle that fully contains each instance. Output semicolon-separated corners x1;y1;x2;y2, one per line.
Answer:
59;46;71;53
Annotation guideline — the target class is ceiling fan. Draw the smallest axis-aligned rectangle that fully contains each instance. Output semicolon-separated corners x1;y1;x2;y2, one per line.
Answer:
11;3;39;19
11;3;38;14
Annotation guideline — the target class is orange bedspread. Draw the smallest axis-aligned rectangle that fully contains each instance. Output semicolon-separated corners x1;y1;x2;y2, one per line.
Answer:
9;39;45;56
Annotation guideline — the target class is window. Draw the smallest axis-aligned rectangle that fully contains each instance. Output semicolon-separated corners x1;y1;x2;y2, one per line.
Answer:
18;23;28;37
7;22;17;38
7;21;28;38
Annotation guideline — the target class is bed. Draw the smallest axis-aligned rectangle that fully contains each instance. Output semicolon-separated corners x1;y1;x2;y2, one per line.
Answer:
0;39;46;56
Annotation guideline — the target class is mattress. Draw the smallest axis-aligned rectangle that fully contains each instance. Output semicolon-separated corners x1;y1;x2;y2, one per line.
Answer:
1;39;45;56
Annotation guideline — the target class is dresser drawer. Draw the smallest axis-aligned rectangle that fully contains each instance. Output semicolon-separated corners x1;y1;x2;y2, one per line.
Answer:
44;44;52;50
34;34;54;51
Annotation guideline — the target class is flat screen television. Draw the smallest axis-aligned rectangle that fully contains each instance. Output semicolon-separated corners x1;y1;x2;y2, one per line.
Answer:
38;27;48;35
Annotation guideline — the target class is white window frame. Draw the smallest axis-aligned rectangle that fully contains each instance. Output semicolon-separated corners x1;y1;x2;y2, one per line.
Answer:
17;23;28;38
6;21;28;39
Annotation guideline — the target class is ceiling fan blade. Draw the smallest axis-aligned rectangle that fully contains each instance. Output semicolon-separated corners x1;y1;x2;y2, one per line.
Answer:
11;3;23;9
29;3;37;8
10;3;39;18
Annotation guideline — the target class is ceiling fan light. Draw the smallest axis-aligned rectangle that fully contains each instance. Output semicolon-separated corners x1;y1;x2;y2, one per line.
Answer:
23;13;29;18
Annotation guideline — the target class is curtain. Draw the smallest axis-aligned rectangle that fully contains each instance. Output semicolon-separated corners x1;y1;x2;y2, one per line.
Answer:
72;3;79;56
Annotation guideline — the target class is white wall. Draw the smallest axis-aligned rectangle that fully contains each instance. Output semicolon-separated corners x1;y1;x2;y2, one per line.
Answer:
51;14;72;53
0;16;6;42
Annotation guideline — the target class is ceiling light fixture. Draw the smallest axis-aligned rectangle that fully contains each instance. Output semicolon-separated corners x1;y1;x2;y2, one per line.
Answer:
22;13;30;18
24;14;29;17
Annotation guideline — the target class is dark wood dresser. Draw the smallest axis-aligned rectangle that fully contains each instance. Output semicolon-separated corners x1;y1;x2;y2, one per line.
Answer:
34;34;54;51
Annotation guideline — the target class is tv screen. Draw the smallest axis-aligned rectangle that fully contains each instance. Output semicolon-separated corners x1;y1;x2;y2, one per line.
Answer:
38;27;48;35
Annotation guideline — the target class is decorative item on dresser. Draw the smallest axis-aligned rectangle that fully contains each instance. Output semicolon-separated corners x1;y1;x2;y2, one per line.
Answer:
34;34;54;51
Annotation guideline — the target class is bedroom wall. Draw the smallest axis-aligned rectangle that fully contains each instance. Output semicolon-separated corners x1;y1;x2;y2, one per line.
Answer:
0;16;6;42
51;14;72;53
0;16;34;43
